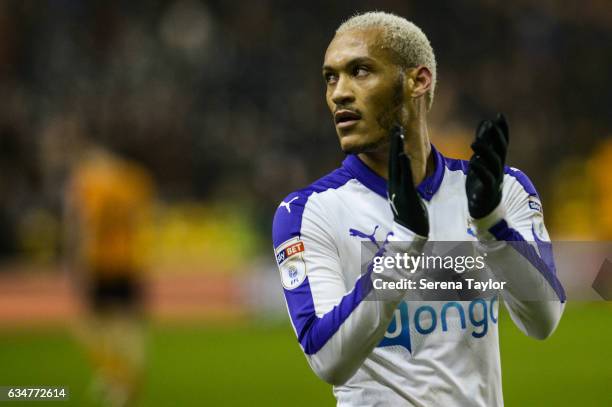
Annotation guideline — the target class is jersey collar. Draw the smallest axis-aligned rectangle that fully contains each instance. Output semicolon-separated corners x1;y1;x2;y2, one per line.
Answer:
342;144;445;201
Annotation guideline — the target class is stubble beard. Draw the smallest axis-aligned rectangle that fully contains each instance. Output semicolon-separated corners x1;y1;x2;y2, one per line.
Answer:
377;73;406;136
340;135;387;155
340;75;406;155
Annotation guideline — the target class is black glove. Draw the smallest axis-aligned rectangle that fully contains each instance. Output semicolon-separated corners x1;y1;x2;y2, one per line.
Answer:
387;125;429;236
466;113;509;219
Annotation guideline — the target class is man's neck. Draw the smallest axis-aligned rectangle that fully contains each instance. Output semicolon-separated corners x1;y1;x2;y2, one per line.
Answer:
358;119;434;185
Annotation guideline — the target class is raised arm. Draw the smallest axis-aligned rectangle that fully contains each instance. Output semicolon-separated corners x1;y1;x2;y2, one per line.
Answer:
466;115;565;340
272;127;429;384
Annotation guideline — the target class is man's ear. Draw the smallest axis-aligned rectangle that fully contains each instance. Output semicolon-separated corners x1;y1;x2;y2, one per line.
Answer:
405;66;432;99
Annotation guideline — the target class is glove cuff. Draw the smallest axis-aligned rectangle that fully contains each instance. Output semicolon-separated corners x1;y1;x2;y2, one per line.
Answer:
389;221;428;244
383;222;428;283
470;202;505;241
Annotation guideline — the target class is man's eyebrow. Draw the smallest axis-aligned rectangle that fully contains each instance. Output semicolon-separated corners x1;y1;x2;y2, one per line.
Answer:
322;56;376;72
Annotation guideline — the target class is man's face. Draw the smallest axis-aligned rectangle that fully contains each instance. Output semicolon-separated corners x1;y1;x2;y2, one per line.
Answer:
323;28;404;154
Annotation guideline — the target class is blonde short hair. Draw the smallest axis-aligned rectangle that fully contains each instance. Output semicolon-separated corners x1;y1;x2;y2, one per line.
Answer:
337;11;437;110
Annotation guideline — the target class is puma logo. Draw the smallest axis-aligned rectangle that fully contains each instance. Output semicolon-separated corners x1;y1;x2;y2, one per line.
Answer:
349;225;393;256
279;196;299;214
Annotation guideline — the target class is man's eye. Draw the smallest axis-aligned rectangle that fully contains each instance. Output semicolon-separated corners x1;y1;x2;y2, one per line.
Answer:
325;73;338;84
353;66;369;77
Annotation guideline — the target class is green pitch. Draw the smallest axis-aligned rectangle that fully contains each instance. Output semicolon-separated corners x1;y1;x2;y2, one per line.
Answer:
0;303;609;406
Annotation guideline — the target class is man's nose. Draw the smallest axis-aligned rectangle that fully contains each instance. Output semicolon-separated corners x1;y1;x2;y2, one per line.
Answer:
331;76;355;105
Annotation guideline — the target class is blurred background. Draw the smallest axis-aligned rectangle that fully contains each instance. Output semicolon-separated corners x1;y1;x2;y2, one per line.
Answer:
0;0;610;406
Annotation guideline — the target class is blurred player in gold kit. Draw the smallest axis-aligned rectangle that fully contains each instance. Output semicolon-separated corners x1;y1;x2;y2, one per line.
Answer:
65;145;154;407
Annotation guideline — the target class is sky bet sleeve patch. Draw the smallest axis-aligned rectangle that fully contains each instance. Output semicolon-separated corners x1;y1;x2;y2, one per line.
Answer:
528;196;542;213
275;237;307;290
